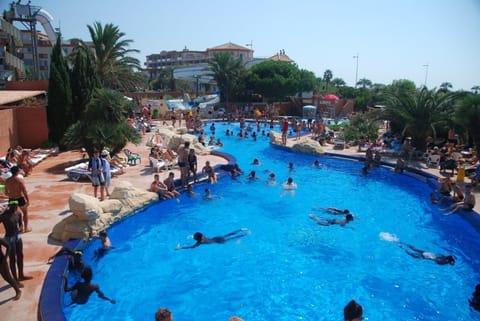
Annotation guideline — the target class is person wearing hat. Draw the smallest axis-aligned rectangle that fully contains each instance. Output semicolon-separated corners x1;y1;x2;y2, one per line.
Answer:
0;200;33;282
100;150;112;198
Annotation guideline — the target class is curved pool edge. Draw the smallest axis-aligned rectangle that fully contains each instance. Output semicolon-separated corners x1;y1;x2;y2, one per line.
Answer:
38;151;237;321
38;147;480;321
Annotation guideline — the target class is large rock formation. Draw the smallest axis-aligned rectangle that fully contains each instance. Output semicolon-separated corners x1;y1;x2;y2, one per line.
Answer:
270;132;324;155
146;127;211;155
291;138;325;155
50;181;158;242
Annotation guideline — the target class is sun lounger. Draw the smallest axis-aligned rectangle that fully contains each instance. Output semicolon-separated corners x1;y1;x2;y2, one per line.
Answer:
149;157;166;173
333;138;345;150
65;162;120;182
124;149;141;165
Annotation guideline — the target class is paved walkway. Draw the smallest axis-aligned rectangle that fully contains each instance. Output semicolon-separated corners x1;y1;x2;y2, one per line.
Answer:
0;127;477;320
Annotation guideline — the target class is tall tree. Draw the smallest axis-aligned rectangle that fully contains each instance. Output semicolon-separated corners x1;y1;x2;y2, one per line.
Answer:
331;78;346;88
454;94;480;151
323;69;333;91
356;78;372;89
70;44;101;121
62;88;141;154
208;52;246;107
470;85;480;95
439;82;453;93
47;33;72;145
381;87;460;150
87;22;142;91
248;60;308;101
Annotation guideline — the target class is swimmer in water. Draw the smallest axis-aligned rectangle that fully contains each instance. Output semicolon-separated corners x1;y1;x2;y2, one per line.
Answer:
175;228;249;250
309;213;354;227
398;243;455;265
61;267;115;304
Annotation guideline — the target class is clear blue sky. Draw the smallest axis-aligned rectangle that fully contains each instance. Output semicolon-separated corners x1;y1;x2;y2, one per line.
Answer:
4;0;480;91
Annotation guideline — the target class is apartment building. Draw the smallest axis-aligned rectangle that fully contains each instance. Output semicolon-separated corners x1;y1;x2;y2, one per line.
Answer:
145;42;254;80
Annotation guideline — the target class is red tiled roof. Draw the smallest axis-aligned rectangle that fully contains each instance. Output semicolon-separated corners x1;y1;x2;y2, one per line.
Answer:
208;42;251;51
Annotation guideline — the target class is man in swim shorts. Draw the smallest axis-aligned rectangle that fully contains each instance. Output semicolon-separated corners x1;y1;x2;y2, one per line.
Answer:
0;201;33;282
4;166;31;232
281;118;289;146
175;228;249;250
177;141;190;187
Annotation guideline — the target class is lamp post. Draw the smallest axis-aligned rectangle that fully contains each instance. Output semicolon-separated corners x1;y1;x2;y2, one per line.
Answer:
353;53;359;88
193;74;200;97
245;41;253;50
422;64;429;88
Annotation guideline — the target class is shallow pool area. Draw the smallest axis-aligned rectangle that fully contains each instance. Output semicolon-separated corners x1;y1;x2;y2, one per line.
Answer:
63;122;480;321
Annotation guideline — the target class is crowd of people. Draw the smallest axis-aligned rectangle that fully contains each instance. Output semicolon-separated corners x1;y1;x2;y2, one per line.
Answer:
1;109;479;318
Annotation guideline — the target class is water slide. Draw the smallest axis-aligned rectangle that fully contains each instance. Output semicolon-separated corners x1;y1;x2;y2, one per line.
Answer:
198;95;220;108
34;8;56;46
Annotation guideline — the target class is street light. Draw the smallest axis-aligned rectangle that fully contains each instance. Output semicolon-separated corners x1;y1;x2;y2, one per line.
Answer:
245;41;253;50
422;64;429;88
193;74;200;97
353;53;359;88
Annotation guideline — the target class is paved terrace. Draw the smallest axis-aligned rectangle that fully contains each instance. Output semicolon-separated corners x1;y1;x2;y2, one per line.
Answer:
0;123;478;320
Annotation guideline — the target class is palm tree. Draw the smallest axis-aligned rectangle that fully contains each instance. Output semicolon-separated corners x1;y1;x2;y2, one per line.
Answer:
62;88;141;154
331;78;346;88
208;52;245;108
323;69;333;91
454;94;480;151
381;87;460;150
439;82;453;93
87;22;142;91
356;78;372;89
471;85;480;95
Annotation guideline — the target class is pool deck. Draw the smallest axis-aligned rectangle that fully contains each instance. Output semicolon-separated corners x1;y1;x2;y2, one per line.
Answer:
0;123;478;320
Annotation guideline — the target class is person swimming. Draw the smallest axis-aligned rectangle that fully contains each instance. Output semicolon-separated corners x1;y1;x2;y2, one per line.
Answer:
175;228;249;250
398;243;455;265
309;213;354;227
61;267;115;305
380;232;455;266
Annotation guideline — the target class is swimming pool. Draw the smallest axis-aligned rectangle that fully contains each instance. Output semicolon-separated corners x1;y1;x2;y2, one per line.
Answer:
64;122;480;321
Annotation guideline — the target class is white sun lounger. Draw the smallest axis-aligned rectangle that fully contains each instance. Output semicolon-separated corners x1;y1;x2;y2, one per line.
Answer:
65;162;120;182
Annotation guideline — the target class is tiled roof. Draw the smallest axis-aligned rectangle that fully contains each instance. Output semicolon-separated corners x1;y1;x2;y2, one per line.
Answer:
208;42;251;51
268;53;294;62
0;90;46;105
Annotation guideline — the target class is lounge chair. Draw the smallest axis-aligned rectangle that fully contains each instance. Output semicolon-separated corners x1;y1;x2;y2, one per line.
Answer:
333;138;345;150
426;154;440;168
124;149;141;165
149;157;166;173
65;162;120;182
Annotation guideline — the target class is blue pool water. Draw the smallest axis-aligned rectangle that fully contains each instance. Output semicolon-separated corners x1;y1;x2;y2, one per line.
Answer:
64;122;480;321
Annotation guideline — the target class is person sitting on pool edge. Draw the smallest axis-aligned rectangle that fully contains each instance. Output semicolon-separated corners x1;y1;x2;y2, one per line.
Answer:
61;267;115;304
175;228;249;250
309;213;354;227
